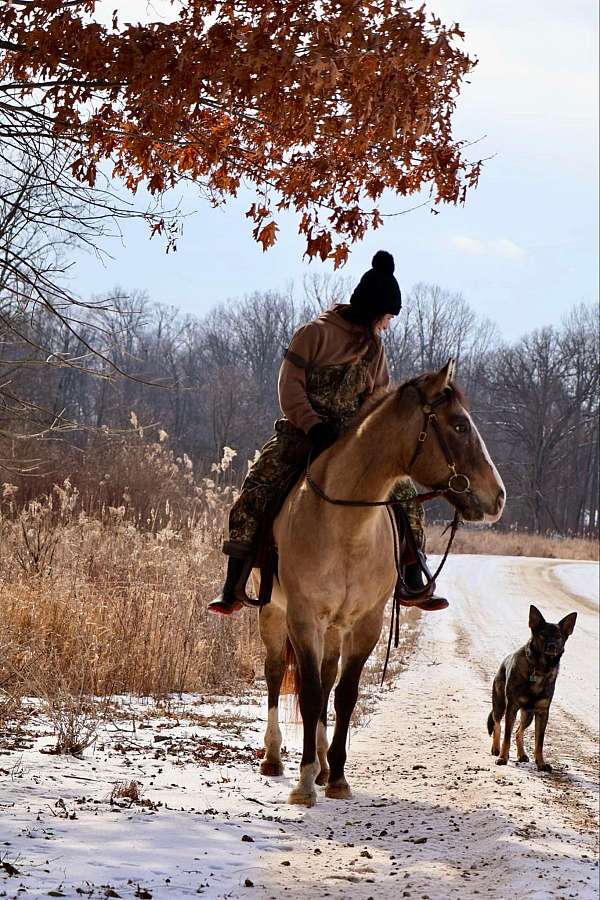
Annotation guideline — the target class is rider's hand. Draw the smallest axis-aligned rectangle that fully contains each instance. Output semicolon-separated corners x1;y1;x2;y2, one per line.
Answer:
307;421;339;458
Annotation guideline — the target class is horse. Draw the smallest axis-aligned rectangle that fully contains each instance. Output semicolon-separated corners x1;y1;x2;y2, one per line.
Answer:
256;360;505;807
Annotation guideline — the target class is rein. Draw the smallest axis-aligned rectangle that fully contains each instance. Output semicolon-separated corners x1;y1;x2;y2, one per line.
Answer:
380;507;460;686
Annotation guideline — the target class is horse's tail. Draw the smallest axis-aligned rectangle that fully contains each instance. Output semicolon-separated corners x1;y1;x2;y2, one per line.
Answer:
280;637;299;696
486;711;495;736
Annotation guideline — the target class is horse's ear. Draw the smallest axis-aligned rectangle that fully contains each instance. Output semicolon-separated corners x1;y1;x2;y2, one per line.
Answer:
425;358;456;397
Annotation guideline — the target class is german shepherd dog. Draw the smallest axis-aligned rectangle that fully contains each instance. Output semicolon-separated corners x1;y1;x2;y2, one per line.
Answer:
487;605;577;771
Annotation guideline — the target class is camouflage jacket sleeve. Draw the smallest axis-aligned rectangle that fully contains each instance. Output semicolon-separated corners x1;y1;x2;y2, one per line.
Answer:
278;322;322;433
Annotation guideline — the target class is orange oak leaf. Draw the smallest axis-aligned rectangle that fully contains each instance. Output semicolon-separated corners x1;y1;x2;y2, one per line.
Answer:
257;221;278;251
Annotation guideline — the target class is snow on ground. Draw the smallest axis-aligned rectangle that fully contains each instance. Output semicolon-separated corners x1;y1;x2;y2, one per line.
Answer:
1;556;598;900
551;561;599;608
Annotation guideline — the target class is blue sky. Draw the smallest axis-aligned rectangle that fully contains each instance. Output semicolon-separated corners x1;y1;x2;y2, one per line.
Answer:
71;0;599;340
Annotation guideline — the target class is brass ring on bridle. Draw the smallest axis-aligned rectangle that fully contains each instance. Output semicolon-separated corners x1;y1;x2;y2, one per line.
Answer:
448;472;470;494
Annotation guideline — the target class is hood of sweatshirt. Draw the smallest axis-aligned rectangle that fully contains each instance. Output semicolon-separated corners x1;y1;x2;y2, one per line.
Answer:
315;304;379;340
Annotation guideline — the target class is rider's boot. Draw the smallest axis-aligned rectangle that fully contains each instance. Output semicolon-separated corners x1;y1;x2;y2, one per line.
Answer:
399;558;449;612
207;555;251;616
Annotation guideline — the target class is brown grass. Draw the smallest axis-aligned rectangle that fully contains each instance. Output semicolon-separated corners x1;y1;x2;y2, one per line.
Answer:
427;523;598;561
0;525;261;700
111;780;143;804
0;442;260;704
1;436;596;718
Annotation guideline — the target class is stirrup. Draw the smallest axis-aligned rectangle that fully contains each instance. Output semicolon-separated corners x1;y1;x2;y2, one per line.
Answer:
395;578;435;605
241;593;268;609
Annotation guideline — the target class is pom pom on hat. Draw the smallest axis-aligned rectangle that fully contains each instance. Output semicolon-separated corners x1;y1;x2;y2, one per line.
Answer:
372;250;395;275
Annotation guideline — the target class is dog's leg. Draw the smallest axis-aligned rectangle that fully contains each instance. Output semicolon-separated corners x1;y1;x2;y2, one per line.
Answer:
489;670;506;756
516;709;534;762
496;703;518;765
491;718;502;756
534;707;552;772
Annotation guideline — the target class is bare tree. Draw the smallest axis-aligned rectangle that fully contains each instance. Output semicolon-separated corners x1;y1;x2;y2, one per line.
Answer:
482;308;598;534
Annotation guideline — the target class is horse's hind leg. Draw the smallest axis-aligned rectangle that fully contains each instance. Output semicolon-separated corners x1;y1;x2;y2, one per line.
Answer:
315;628;340;786
326;611;382;800
259;604;287;777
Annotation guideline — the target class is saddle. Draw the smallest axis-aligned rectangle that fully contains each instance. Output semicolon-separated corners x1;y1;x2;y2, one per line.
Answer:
244;475;434;609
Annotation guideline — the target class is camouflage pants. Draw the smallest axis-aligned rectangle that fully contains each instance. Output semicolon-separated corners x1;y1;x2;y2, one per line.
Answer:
389;479;426;551
224;418;425;557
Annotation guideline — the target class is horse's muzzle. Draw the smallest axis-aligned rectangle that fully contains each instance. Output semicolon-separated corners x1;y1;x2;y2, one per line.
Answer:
448;487;504;523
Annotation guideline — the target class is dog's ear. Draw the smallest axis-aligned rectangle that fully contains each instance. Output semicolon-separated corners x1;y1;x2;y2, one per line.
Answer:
558;611;577;639
529;605;546;632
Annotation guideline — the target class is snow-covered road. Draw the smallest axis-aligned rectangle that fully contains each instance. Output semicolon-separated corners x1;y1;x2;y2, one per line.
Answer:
1;556;598;899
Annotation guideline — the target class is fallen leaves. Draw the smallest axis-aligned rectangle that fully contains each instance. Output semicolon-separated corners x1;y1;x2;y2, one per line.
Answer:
0;859;20;877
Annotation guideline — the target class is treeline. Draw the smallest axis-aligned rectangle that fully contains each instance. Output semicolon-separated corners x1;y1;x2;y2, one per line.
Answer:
0;278;598;536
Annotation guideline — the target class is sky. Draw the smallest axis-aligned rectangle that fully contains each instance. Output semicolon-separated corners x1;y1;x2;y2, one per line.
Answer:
70;0;599;340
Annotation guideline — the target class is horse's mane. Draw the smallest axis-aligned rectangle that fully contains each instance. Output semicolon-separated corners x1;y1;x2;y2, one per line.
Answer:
350;386;390;426
349;374;468;431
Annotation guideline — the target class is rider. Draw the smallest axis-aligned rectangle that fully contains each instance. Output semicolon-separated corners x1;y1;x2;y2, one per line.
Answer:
208;250;448;616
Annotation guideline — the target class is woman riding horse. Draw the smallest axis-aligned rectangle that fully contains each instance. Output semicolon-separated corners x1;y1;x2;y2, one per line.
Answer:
208;250;448;617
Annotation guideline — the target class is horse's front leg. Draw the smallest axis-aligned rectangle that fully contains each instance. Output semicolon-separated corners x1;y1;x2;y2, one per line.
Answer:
258;603;288;777
287;619;324;807
326;609;382;800
315;627;341;786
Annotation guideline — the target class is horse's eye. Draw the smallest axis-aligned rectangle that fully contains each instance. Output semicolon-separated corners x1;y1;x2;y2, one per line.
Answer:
454;421;470;434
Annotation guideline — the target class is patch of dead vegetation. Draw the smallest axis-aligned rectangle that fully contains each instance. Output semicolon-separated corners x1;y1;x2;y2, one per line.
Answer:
427;524;598;561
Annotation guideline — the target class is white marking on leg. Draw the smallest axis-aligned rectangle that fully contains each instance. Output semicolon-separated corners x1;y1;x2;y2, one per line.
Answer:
289;761;319;806
264;706;282;764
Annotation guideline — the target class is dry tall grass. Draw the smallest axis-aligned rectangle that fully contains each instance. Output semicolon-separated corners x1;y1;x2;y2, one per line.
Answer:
0;440;260;710
1;435;597;718
427;522;599;560
0;522;261;702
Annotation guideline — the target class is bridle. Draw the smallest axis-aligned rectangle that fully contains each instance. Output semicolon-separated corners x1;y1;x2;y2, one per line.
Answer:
406;383;471;498
305;381;472;508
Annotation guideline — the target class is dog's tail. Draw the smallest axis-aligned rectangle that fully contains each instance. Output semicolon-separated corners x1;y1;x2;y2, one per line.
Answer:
486;711;495;736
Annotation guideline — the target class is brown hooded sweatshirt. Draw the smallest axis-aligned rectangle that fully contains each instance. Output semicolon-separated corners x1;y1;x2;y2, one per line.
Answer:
277;305;390;433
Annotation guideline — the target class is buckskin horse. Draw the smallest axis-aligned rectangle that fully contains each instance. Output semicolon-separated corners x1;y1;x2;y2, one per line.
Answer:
257;360;505;806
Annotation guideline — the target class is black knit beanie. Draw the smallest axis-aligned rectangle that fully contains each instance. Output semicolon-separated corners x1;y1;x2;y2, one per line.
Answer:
348;250;402;324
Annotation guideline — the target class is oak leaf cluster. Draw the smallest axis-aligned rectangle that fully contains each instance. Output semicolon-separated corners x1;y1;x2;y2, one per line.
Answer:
1;0;481;263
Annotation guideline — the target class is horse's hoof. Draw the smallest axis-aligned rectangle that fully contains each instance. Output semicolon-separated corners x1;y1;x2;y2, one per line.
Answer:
260;760;284;777
536;762;552;773
315;768;330;786
491;747;500;756
288;788;317;807
495;757;508;766
517;754;529;763
325;781;352;800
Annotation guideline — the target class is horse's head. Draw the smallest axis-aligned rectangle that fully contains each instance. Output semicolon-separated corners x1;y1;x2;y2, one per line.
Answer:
403;360;505;523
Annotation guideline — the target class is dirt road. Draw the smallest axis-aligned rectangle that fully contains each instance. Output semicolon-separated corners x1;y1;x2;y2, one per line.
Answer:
1;556;598;899
219;555;598;900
